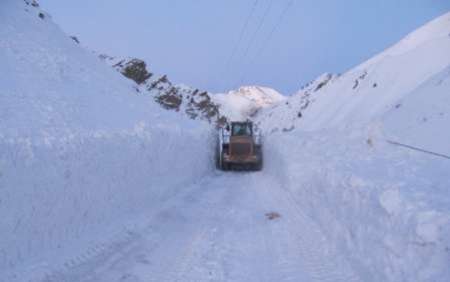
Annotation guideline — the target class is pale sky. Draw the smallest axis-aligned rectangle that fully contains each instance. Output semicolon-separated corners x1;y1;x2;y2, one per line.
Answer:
39;0;450;94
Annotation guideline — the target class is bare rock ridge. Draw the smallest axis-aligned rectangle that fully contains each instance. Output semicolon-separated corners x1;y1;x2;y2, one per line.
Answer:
99;55;286;126
99;55;228;126
23;0;48;20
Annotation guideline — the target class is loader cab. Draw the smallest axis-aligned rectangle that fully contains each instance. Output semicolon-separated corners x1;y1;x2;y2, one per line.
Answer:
231;122;253;137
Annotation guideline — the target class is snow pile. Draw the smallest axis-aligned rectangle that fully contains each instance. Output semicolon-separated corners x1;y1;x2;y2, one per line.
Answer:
0;0;212;279
260;11;450;282
212;86;285;121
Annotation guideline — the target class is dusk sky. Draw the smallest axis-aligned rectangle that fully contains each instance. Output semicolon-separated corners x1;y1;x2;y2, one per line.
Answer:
39;0;450;94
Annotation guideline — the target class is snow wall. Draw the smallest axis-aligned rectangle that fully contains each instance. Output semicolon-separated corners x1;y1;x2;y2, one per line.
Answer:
265;128;450;282
0;124;213;278
0;0;213;276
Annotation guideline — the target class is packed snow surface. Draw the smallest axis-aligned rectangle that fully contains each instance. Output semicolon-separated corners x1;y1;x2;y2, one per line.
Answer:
1;1;450;281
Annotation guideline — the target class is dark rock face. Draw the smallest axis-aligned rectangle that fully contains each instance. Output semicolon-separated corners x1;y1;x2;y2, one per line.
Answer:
70;36;80;44
186;91;221;121
23;0;39;7
155;88;183;110
121;59;152;85
23;0;46;20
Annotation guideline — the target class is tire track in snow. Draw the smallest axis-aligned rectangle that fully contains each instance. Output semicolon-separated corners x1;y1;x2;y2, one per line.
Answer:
40;177;224;282
249;173;311;282
150;182;231;282
37;171;361;282
257;174;361;282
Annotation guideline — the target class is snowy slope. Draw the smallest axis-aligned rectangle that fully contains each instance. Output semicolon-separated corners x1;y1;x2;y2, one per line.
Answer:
0;1;213;280
258;11;450;134
382;65;450;156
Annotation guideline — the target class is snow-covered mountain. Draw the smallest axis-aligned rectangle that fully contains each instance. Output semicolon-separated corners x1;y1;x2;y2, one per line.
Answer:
99;55;229;126
99;56;285;125
212;86;285;121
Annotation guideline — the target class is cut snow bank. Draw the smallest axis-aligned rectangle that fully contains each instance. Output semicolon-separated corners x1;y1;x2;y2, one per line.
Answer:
265;127;450;282
0;0;212;279
0;124;213;280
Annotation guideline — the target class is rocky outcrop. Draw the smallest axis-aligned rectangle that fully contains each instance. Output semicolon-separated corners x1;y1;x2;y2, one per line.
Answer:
118;59;152;85
99;55;227;126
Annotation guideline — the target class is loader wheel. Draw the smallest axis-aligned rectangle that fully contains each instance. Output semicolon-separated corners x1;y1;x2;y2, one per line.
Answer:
216;142;223;170
253;160;262;171
215;149;221;170
221;161;229;171
220;151;229;171
254;147;263;171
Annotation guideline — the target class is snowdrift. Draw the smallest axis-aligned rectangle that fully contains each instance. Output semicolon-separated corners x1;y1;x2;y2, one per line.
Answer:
0;0;212;279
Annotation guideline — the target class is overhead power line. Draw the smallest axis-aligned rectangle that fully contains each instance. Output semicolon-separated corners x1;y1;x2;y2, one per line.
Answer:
387;140;450;160
233;0;274;88
239;0;294;84
223;1;259;75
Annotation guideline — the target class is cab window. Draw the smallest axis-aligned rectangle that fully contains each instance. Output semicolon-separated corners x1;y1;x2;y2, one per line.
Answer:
232;123;252;136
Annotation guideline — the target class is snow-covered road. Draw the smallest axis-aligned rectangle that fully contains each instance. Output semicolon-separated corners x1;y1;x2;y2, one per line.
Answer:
43;172;360;282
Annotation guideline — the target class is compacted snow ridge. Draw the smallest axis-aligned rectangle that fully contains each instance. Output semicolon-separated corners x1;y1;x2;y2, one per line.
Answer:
1;0;450;281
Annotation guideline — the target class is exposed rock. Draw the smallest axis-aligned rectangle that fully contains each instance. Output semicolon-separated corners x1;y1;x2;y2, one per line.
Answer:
353;70;368;90
99;55;228;126
70;36;80;44
155;88;182;110
121;59;152;85
265;212;281;220
23;0;39;7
